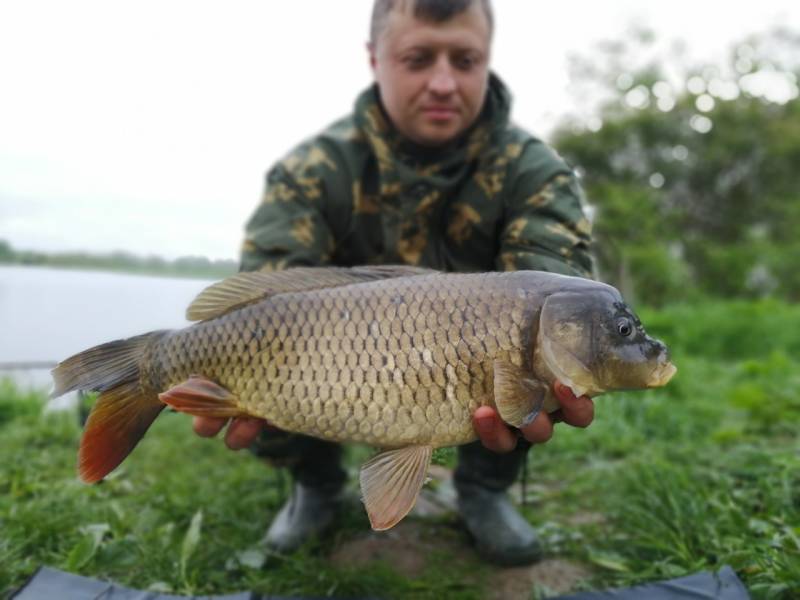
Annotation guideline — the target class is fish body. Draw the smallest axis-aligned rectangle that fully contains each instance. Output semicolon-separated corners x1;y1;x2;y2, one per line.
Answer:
148;271;550;447
53;266;676;530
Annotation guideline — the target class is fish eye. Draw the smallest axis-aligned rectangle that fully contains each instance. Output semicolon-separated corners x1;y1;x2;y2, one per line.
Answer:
616;318;633;337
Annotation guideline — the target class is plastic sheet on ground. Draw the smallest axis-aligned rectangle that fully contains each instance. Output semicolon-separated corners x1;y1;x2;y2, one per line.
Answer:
12;565;750;600
554;565;750;600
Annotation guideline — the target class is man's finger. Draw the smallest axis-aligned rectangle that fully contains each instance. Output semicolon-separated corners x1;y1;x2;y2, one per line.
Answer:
473;406;517;453
553;381;595;428
224;417;266;450
520;411;554;444
193;416;228;438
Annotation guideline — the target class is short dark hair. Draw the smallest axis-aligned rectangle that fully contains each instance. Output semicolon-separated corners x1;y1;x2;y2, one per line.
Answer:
370;0;494;45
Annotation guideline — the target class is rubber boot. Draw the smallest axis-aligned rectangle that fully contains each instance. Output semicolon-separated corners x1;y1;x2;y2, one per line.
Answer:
263;479;344;553
454;440;541;566
253;431;347;553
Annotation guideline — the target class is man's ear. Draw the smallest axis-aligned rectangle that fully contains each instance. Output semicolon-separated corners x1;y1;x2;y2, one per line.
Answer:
367;41;378;72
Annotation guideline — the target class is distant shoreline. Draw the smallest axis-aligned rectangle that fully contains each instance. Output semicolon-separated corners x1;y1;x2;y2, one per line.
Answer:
0;261;235;280
0;240;236;280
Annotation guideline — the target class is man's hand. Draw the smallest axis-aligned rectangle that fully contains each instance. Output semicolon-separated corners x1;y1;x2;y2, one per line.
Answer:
193;416;267;450
473;381;594;453
193;380;594;454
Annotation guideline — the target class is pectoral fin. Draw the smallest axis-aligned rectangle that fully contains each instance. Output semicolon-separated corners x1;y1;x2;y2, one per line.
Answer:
359;445;433;531
158;375;246;418
493;360;547;428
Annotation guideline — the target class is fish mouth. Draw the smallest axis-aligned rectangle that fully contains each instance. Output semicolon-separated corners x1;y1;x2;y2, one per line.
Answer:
647;361;677;388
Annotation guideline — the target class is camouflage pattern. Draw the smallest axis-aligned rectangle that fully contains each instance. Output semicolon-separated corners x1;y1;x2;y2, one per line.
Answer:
241;73;593;277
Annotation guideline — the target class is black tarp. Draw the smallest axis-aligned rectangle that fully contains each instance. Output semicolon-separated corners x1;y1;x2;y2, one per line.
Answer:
12;565;751;600
11;567;254;600
556;565;751;600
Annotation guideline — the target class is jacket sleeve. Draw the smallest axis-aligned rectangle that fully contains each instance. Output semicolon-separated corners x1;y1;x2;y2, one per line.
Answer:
497;144;594;278
239;142;338;273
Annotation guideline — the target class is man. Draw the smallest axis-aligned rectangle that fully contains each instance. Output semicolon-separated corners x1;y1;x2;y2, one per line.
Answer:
194;0;594;566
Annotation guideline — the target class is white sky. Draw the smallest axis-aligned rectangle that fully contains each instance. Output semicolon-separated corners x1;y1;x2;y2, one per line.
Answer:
1;0;797;261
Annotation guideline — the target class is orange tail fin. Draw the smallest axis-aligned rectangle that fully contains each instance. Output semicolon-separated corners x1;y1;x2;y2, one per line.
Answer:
51;331;169;483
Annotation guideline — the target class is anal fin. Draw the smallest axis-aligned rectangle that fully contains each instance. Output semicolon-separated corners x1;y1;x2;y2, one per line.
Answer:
493;360;547;428
159;375;246;418
359;445;433;531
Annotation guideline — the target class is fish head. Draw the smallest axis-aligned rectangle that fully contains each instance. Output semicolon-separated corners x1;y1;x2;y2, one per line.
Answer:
537;288;676;397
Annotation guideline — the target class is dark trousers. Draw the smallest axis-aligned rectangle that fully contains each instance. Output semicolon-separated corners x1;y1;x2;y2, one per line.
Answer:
251;430;530;492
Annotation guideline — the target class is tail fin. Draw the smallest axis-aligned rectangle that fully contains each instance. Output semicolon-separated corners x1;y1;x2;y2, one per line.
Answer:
52;331;169;483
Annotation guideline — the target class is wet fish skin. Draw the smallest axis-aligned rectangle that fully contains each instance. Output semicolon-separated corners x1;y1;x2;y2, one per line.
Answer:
144;271;542;448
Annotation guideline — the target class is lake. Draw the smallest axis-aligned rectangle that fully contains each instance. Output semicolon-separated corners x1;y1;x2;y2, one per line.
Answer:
0;265;214;393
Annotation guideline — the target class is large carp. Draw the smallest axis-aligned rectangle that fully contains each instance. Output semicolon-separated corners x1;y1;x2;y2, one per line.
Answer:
52;266;676;530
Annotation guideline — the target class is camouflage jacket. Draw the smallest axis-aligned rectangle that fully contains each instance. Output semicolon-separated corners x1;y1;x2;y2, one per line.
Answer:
241;73;593;277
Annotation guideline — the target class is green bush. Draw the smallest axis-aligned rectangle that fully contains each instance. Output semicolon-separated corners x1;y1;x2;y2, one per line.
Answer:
639;299;800;360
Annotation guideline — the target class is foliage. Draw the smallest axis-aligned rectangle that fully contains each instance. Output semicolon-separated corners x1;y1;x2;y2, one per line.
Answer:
1;300;799;598
0;239;13;261
552;28;800;305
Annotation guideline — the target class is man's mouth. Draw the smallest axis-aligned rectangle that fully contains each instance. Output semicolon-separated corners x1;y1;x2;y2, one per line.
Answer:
422;106;458;120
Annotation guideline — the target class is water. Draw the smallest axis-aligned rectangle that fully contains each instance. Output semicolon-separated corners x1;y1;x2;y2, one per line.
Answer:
0;265;214;394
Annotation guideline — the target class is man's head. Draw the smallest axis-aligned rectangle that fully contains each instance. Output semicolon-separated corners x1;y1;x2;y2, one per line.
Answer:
368;0;493;147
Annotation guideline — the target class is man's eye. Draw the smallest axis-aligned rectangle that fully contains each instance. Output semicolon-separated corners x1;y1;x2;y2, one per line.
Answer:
404;55;430;69
453;54;478;70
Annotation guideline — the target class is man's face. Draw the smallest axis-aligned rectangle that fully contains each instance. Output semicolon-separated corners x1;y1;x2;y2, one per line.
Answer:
369;3;491;147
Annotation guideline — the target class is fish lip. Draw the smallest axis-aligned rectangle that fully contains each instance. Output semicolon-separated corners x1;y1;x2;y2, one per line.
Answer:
647;361;677;387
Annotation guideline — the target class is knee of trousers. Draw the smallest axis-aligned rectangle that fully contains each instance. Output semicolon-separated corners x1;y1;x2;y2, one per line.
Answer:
454;439;532;492
249;429;347;488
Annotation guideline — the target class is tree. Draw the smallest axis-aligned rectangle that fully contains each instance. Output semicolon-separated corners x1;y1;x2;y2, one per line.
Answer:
552;28;800;304
0;239;13;262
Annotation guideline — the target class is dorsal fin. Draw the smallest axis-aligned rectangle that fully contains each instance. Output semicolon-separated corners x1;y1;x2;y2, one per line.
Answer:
186;265;436;321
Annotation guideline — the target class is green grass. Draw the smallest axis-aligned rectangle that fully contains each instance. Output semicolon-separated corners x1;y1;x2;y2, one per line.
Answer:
0;384;482;599
1;299;799;598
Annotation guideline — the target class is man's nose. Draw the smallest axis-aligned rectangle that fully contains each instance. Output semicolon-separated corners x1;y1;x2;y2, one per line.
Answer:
428;59;456;95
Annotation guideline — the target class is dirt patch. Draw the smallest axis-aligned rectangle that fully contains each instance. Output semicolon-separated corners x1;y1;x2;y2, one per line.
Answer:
330;518;592;597
330;465;592;596
486;559;593;599
329;520;468;578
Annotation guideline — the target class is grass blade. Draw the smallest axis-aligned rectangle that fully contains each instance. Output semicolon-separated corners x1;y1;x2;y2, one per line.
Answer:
180;510;203;589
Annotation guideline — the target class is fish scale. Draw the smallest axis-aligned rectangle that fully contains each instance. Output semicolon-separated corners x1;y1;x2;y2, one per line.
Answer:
143;273;531;448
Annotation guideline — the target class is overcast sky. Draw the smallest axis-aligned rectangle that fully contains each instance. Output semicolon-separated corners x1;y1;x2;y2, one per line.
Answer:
1;0;797;261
